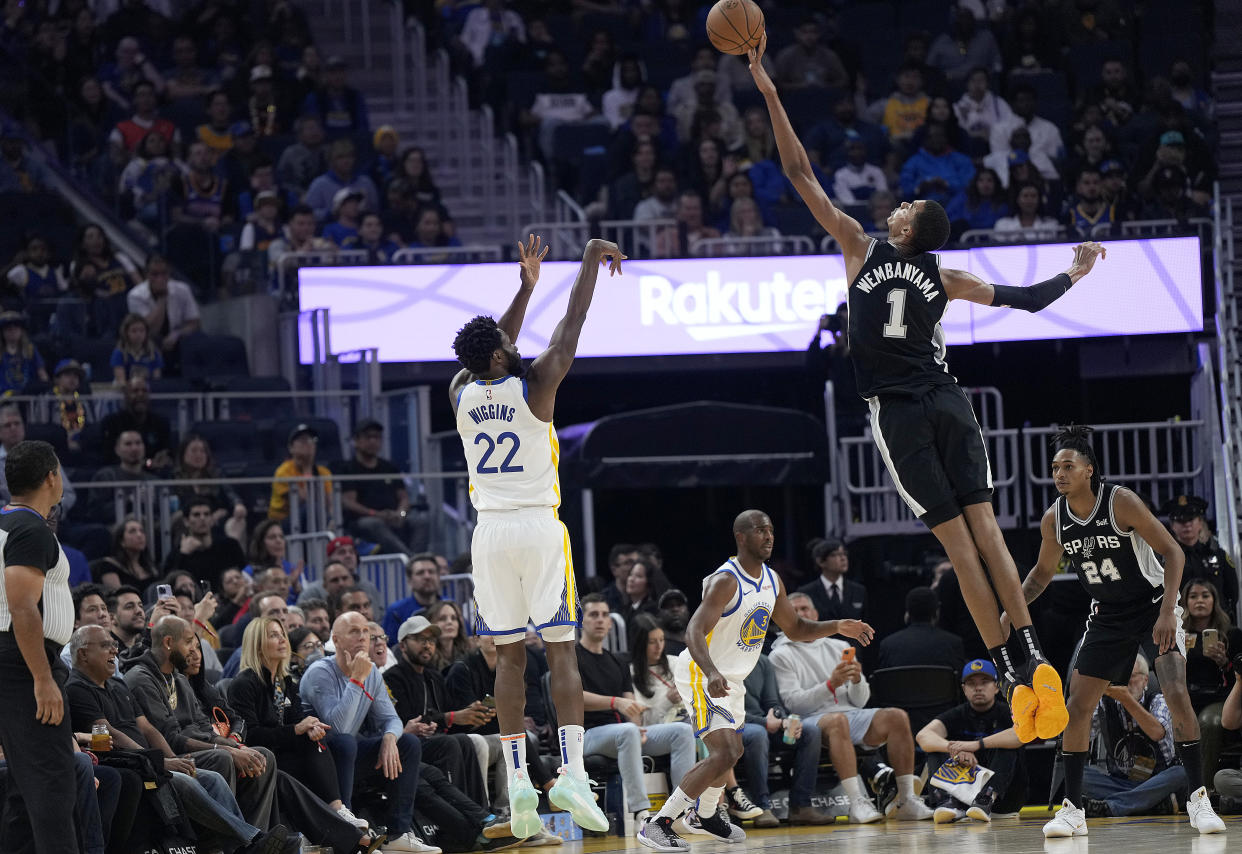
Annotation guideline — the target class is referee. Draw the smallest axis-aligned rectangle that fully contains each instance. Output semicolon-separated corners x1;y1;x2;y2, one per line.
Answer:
0;440;77;853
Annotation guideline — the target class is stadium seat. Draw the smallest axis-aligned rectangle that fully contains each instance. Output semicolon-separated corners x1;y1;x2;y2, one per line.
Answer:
69;334;117;383
1064;41;1128;99
841;2;897;40
188;420;267;469
896;0;953;36
215;375;294;423
179;333;250;382
783;86;844;134
24;422;68;457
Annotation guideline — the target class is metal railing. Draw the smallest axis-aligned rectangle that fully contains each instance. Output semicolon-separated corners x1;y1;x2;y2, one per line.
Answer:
390;245;505;265
692;235;815;257
1212;192;1241;561
961;227;1065;245
517;218;677;260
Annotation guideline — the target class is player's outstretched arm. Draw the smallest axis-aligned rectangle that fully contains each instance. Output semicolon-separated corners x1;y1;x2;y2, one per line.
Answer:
747;36;869;259
1000;508;1062;633
524;238;624;419
770;574;875;645
497;233;550;343
943;241;1107;309
685;571;740;699
1112;487;1185;653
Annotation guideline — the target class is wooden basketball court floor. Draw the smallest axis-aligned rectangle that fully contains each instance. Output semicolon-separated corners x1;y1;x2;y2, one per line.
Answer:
573;813;1235;854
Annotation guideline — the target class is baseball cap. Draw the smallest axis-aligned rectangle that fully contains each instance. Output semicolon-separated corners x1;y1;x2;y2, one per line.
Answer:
1100;158;1125;175
255;189;279;208
287;422;318;444
332;187;364;215
373;125;399;149
1160;130;1186;146
658;589;688;609
398;614;440;642
353;418;383;437
53;358;86;379
230;120;254;137
249;64;273;82
326;535;355;557
961;659;998;681
1162;494;1208;522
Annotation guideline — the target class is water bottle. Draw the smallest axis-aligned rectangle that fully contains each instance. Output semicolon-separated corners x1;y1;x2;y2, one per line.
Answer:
783;714;800;745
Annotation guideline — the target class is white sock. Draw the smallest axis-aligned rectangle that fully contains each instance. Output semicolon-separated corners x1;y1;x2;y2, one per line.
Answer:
898;774;917;801
697;786;724;813
558;725;587;781
841;776;867;802
500;733;527;779
656;787;696;821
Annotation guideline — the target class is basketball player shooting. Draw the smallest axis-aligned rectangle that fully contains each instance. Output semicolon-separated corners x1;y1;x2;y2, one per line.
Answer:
450;235;625;838
1007;425;1224;836
748;35;1107;743
637;509;874;852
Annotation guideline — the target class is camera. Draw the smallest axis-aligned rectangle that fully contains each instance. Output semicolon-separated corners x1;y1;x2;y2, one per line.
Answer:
826;313;843;333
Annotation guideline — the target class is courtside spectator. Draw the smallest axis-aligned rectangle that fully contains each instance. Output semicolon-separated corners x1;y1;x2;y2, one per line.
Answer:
877;587;966;674
381;554;442;641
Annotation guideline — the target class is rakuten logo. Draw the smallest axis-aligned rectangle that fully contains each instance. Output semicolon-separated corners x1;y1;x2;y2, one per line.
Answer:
639;271;847;340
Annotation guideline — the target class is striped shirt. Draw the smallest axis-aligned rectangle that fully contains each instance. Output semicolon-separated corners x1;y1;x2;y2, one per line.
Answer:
0;507;74;646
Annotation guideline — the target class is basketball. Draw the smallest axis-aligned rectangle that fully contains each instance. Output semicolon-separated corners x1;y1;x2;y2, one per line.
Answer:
706;0;764;55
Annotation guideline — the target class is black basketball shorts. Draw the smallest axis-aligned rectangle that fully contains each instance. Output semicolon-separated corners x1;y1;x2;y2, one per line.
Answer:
1074;597;1187;685
867;384;993;528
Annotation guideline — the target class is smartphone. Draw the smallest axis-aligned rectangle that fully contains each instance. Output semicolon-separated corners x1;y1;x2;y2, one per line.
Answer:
199;579;212;596
1202;628;1219;648
482;694;497;710
840;646;856;663
156;583;174;600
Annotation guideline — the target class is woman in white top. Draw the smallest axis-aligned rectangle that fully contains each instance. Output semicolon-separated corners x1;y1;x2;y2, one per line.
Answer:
993;182;1061;239
629;614;685;726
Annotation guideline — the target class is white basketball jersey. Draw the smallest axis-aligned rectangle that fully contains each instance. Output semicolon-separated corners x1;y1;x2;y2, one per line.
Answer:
456;376;560;512
680;558;778;681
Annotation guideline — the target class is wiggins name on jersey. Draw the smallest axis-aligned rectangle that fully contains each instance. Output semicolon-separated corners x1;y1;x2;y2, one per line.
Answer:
1055;483;1165;606
456;376;560;512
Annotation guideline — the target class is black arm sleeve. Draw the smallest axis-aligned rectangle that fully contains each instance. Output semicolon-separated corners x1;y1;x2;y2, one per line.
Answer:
989;272;1073;313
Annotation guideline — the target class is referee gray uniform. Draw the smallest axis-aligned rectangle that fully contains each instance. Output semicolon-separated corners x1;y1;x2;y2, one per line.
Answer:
0;506;77;854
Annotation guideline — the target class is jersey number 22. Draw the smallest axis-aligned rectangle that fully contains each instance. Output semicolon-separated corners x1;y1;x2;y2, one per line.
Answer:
474;432;524;474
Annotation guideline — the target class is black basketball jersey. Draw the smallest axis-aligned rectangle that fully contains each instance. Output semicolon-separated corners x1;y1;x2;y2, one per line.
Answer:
847;239;957;398
1055;484;1165;606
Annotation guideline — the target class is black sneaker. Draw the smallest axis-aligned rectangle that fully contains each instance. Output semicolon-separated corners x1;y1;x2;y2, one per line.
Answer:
694;804;746;843
1084;798;1111;818
870;764;898;816
243;824;290;854
725;786;763;820
636;816;689;852
966;787;995;822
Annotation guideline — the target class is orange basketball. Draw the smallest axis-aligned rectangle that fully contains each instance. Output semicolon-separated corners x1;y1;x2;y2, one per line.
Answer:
706;0;765;55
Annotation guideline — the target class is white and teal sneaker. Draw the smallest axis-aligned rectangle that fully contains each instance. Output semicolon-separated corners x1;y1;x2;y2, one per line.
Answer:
548;770;610;832
507;771;543;839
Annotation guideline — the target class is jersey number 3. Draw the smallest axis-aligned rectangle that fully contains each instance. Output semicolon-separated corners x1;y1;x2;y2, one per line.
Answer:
884;289;908;339
474;432;524;474
1081;558;1122;584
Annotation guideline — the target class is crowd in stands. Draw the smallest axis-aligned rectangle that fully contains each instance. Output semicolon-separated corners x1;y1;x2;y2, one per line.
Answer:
25;484;1240;851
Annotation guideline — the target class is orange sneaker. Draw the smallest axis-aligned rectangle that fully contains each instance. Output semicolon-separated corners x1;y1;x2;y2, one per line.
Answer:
1031;662;1069;739
1009;683;1039;742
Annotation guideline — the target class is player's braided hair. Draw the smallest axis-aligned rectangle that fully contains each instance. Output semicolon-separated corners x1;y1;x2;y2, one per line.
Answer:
1051;423;1102;493
452;315;503;374
909;200;951;254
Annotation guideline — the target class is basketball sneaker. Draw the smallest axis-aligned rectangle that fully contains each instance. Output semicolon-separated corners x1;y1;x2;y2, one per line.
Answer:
636;817;689;853
692;804;746;843
933;804;965;824
1188;786;1226;834
999;670;1039;743
548;770;610;833
1043;799;1087;838
1026;660;1069;739
506;771;543;839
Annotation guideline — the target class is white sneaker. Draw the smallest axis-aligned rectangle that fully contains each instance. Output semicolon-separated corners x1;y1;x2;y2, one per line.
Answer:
1043;799;1087;838
1188;786;1226;834
520;829;564;847
848;797;884;824
383;831;443;853
892;797;934;821
336;805;369;830
934;804;965;824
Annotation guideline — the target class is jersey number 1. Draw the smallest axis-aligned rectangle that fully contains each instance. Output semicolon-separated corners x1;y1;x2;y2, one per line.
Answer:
883;288;908;339
474;432;524;474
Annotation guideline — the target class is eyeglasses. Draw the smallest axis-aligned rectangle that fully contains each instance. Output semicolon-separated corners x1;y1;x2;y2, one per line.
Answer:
93;641;120;652
371;635;388;645
298;640;323;652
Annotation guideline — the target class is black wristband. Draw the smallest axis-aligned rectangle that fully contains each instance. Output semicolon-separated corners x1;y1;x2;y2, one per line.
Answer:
990;272;1073;313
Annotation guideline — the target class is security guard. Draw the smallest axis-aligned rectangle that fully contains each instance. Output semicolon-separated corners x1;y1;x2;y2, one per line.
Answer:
1161;495;1238;618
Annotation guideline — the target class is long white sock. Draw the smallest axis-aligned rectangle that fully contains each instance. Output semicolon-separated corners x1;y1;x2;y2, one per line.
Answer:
558;725;587;781
897;774;917;801
500;733;527;779
697;786;724;813
841;775;867;802
656;788;695;821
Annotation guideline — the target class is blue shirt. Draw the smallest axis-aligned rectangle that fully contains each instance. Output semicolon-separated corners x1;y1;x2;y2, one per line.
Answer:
381;596;424;642
899;148;976;205
300;655;402;739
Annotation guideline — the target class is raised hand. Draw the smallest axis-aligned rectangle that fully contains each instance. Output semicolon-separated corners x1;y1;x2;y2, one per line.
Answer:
747;34;775;97
587;238;625;276
834;619;875;646
517;233;550;288
1066;241;1107;283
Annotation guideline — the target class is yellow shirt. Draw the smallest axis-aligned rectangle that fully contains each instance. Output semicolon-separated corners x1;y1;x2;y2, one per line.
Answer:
882;94;930;140
196;125;234;154
268;459;332;521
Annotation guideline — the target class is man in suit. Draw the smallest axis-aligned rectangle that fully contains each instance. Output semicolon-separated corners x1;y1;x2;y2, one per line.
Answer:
877;587;965;673
798;538;868;622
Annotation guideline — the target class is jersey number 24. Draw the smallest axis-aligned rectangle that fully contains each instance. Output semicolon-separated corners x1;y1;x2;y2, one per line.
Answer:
1081;558;1122;584
474;432;524;474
